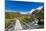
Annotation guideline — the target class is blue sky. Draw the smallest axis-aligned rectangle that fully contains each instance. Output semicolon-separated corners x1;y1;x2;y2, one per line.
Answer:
5;1;44;12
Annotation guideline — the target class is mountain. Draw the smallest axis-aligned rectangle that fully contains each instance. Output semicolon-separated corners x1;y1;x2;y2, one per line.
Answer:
19;6;43;15
32;6;43;15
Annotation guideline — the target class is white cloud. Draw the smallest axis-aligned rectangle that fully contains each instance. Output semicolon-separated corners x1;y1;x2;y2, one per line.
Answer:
19;12;28;14
5;10;16;12
19;9;35;14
